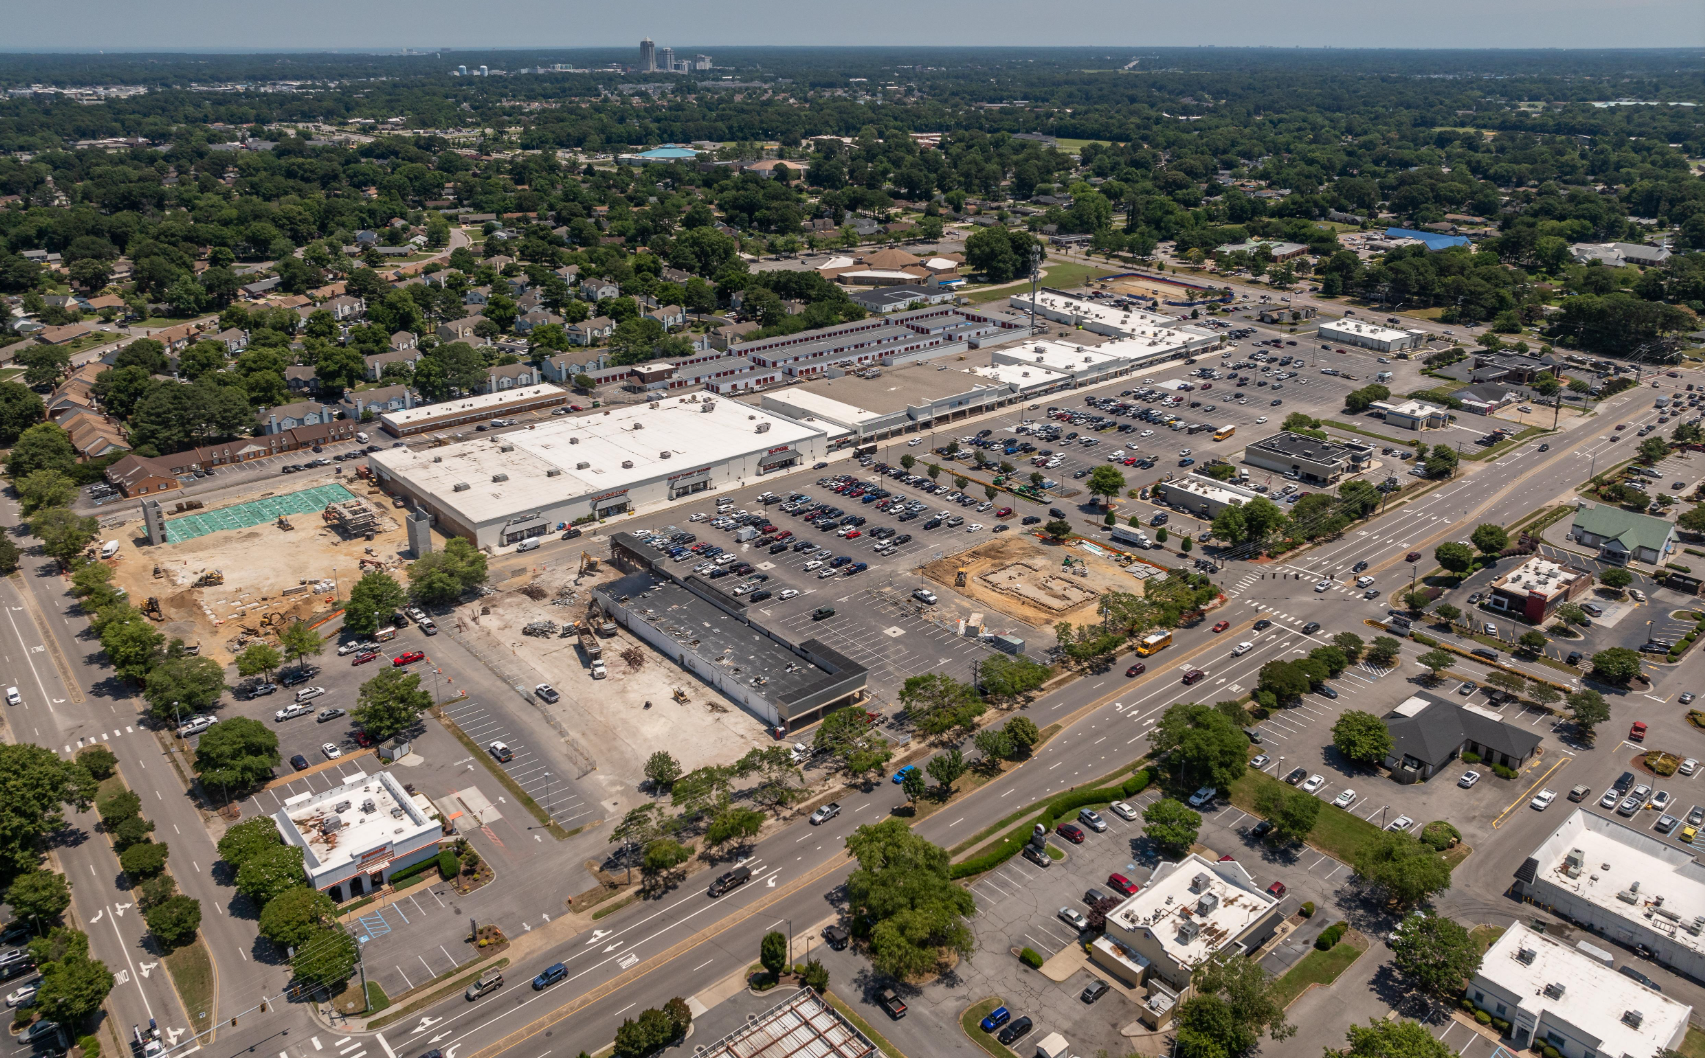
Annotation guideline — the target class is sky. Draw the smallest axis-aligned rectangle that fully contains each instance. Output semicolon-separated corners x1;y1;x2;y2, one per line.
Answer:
3;0;1701;52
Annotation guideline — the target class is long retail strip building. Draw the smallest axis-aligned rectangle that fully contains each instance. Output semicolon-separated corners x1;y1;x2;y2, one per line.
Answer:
364;304;1223;550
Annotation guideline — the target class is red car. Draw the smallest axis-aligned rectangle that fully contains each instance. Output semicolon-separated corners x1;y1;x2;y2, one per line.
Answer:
352;651;380;666
1212;621;1230;633
393;651;425;667
1125;662;1146;677
1107;873;1139;896
1266;881;1287;899
1630;721;1648;742
1056;823;1086;844
844;529;862;539
352;729;375;748
1199;382;1212;389
1615;423;1627;430
994;507;1013;519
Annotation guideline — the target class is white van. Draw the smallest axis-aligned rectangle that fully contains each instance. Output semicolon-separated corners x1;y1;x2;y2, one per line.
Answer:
100;540;120;559
355;431;369;443
515;538;541;553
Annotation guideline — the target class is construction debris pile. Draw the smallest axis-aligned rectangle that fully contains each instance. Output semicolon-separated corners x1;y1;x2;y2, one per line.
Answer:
522;619;560;638
322;498;379;539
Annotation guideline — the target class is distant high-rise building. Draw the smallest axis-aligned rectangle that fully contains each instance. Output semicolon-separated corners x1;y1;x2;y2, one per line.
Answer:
694;55;713;71
479;65;489;76
457;65;468;76
658;47;674;73
639;38;655;72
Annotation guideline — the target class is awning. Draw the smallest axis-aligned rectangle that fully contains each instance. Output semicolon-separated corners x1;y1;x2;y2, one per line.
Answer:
670;472;710;490
758;449;799;467
505;519;548;536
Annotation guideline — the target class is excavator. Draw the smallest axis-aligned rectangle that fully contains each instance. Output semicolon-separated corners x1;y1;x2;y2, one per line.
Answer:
193;569;224;588
955;567;968;587
574;551;598;582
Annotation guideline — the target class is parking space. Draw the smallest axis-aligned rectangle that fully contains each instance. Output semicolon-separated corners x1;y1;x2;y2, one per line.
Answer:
439;699;593;826
346;876;487;998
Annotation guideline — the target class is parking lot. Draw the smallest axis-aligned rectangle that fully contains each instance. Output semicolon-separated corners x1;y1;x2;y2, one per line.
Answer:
440;698;595;827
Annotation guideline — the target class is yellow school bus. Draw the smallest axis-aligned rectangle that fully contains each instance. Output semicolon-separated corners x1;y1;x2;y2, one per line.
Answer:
1213;425;1236;442
1137;631;1173;655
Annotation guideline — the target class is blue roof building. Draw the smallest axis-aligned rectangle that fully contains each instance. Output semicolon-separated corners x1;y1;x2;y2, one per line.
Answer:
1385;227;1470;252
625;144;699;164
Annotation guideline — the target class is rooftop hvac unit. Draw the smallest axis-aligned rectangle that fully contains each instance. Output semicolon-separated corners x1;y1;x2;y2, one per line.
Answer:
1542;982;1566;1000
658;451;672;459
632;422;645;430
1624;1010;1644;1029
1618;889;1641;905
621;460;633;469
576;461;590;470
1688;916;1705;936
702;401;716;412
756;421;771;433
433;455;442;463
649;402;659;409
1516;947;1537;965
1190;873;1211;893
321;815;343;834
334;801;351;813
492;473;509;482
500;444;514;452
569;436;580;444
1196;892;1220;915
1656;906;1682;922
453;482;470;492
546;468;561;477
361;799;376;813
1177;918;1202;942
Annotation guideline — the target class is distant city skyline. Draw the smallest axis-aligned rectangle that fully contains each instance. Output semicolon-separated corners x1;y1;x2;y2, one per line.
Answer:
1;0;1697;51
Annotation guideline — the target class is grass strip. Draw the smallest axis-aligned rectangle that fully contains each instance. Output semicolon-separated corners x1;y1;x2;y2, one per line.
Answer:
162;939;215;1030
825;990;911;1058
960;998;1021;1058
368;958;509;1030
950;770;1151;878
1227;770;1384;865
1322;420;1413;447
592;894;639;920
949;756;1145;856
364;981;390;1014
1677;1028;1705;1058
1463;425;1550;462
1270;930;1367;1008
433;706;568;839
1468;925;1505;955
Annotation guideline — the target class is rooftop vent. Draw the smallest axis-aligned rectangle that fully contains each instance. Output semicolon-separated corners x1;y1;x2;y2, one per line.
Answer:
569;436;580;444
756;421;771;434
499;444;514;453
432;455;442;463
702;401;716;413
453;482;470;492
632;422;644;430
361;799;376;813
491;473;509;482
1516;947;1537;965
649;401;659;409
659;451;671;459
1542;982;1566;1000
334;801;351;813
546;468;562;477
621;460;633;469
576;461;590;470
1624;1010;1644;1029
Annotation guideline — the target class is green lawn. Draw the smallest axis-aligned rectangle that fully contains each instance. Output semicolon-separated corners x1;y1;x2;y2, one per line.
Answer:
961;998;1021;1058
1270;931;1368;1008
162;939;215;1029
1228;770;1384;864
1469;925;1505;955
961;262;1116;305
1053;138;1117;151
1678;1028;1705;1058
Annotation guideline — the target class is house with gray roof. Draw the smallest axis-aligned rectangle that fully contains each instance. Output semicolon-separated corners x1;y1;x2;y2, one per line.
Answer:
1383;694;1542;781
364;348;423;381
486;363;542;392
1570;502;1676;566
340;385;414;421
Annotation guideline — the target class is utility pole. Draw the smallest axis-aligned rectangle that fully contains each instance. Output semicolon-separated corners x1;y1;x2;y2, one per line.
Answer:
1028;245;1044;334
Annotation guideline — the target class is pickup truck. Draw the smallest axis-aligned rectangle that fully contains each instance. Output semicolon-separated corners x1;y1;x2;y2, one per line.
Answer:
709;865;752;897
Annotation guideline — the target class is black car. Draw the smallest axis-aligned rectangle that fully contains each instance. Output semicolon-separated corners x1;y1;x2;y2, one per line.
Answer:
878;989;907;1019
1614;771;1636;793
1351;560;1369;573
1300;622;1321;635
1284;767;1308;785
1619;965;1661;991
1049;508;1065;518
290;754;310;771
812;607;836;621
997;1017;1034;1045
1252;619;1271;631
1251;819;1275;840
280;666;319;687
1022;515;1041;525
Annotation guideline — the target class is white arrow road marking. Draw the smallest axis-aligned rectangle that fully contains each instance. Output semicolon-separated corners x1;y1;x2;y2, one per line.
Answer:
541;912;550;922
411;1018;440;1034
602;941;624;952
138;962;156;978
429;1033;451;1044
88;909;102;924
445;1047;460;1058
767;875;777;887
115;902;132;916
165;1029;183;1044
585;929;611;945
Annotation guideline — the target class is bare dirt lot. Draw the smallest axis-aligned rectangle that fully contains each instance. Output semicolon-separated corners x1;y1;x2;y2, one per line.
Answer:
457;564;772;785
921;533;1157;628
107;472;413;665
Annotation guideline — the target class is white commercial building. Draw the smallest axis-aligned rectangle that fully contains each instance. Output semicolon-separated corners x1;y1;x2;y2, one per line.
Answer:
367;396;827;550
272;770;442;901
1470;920;1690;1058
1008;289;1221;352
1513;808;1705;983
971;361;1075;397
377;384;569;437
1372;398;1451;430
1153;473;1266;520
1318;318;1425;353
991;341;1134;385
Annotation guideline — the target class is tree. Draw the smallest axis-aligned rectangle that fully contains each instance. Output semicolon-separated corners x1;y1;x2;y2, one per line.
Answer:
8;424;76;479
118;841;169;879
1516;630;1548;655
1175;949;1294;1058
1143;798;1202;856
16;346;71;389
1353;830;1452;907
1256;659;1311;706
407;537;489;605
6;869;70;924
1402;590;1432;613
1588;646;1642;684
235;844;306;908
0;537;19;576
235;642;281;681
704;806;764;850
142;656;226;722
1414;650;1454;682
1153;703;1249;789
292;922;358;988
899;673;984;737
1368;636;1402;666
1042;519;1073;541
1390;914;1481;1002
351;668;430;741
1567;689;1611;739
844;820;975;980
142;895;201;950
75;746;116;781
1086;465;1126;507
217;816;283;868
30;506;99;567
1528;683;1562;711
277;621;324;675
0;745;96;888
926;748;966;793
0;382;45;446
34;949;114;1025
1469;523;1508;555
1341;1019;1453;1058
16;470;76;517
1332;633;1365;664
343;571;407;636
1434;542;1474;575
1599;567;1633;595
644;751;682;790
1252;783;1321;845
1332;711;1395;765
1639;437;1671;465
759;930;788;979
193;717;280;795
257;886;336;951
1004;716;1041;755
900;768;926;804
1344;384;1392;414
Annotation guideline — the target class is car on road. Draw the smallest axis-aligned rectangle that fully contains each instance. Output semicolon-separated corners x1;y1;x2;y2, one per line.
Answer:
1079;808;1107;832
810;803;841;825
532;963;568;990
1059;907;1090;931
1302;774;1325;792
275;703;314;721
1231;641;1253;656
1332;788;1357;808
1460;771;1481;788
1351;561;1369;573
1056;822;1086;844
289;754;310;771
1314;579;1332;592
1253;619;1271;631
1110;800;1139;821
892;765;918;784
488;741;514;763
465;972;503;1001
321;743;342;760
877;989;907;1019
1212;621;1230;633
1300;621;1321;634
1386;815;1414;832
1107;873;1139;896
1405;551;1423;563
1125;662;1146;677
315;708;345;723
393;650;425;666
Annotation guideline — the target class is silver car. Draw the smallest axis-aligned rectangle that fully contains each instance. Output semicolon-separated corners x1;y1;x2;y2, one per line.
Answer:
1058;907;1089;931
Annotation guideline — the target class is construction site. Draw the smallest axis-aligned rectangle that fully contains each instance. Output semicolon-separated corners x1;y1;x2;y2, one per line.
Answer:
921;531;1163;629
453;555;775;785
106;473;415;666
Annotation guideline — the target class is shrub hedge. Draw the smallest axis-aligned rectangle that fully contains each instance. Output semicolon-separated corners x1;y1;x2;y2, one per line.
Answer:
1299;901;1315;918
1460;751;1482;765
950;769;1151;879
1492;764;1517;780
1019;947;1043;969
1314;922;1348;950
1420;821;1461;852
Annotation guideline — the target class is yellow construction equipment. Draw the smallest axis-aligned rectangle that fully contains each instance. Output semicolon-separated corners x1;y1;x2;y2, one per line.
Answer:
575;552;598;580
140;597;164;621
276;516;293;531
955;567;968;587
193;570;224;588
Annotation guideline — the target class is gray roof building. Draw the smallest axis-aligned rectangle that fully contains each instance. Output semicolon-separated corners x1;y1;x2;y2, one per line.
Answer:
1383;693;1542;781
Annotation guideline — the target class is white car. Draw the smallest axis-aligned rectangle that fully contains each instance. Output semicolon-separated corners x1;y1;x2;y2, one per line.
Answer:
1314;579;1332;592
1255;416;1268;424
1460;771;1482;788
1058;907;1090;931
688;512;707;522
3;687;17;707
1302;774;1326;792
966;523;984;533
1231;641;1253;656
777;588;800;601
1630;588;1647;602
912;588;938;605
1109;800;1139;821
4;983;37;1008
1178;448;1192;457
1600;789;1620;808
1140;430;1154;437
818;567;839;579
804;560;823;571
274;703;314;722
1332;789;1357;808
1386;815;1414;832
1684;759;1701;777
907;438;923;446
321;743;343;760
1107;451;1126;461
1531;789;1557;811
336;641;368;656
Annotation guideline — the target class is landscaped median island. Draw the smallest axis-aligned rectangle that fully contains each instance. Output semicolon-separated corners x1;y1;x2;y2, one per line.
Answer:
960;998;1021;1058
949;766;1151;878
1269;926;1368;1008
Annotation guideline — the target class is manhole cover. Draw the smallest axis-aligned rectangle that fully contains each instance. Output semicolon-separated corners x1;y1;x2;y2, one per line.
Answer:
883;626;906;638
756;562;775;570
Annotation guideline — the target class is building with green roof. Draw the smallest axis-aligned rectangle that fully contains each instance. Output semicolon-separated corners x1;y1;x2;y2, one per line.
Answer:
1569;502;1676;565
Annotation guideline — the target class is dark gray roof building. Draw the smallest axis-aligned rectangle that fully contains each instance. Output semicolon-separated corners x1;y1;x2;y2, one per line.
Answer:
1383;693;1542;781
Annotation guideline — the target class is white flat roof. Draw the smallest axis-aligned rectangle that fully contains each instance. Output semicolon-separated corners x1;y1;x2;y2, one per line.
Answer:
371;396;824;527
1319;318;1417;344
1380;399;1447;416
1106;853;1277;969
764;389;889;427
971;362;1070;390
1161;473;1263;506
1528;810;1705;957
999;340;1126;370
1478;920;1691;1058
274;770;437;885
1011;291;1194;339
379;384;566;427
